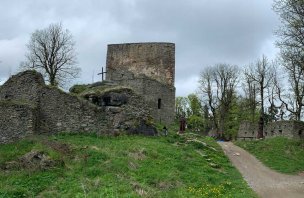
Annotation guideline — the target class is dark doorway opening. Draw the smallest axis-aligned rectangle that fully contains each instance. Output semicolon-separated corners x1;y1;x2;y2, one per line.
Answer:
158;98;161;109
92;96;99;105
103;97;111;106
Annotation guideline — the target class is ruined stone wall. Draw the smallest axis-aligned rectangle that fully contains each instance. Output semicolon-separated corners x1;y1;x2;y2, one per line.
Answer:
37;87;107;134
0;70;43;103
264;121;304;139
101;88;155;135
238;121;258;138
293;121;304;139
0;70;156;144
106;42;176;125
238;120;304;140
0;71;108;142
106;42;175;87
0;101;37;144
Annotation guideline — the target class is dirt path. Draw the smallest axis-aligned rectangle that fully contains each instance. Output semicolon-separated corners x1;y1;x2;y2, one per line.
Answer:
218;142;304;198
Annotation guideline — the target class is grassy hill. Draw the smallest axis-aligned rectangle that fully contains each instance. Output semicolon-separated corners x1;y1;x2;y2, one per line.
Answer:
0;133;257;198
236;137;304;174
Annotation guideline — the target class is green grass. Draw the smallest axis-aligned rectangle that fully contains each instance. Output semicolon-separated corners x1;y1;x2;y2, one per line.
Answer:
0;133;257;198
235;137;304;174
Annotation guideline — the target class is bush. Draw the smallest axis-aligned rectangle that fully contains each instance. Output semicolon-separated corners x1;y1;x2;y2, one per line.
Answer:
187;115;204;132
69;84;88;94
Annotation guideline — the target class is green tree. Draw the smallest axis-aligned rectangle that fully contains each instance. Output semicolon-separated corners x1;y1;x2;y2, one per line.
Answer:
187;94;203;116
223;96;239;140
187;115;204;132
274;0;304;71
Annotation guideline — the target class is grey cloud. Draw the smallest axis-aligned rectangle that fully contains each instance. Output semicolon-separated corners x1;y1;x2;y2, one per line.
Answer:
0;0;280;96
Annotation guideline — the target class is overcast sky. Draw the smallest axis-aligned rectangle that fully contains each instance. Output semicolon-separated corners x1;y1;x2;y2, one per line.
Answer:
0;0;280;96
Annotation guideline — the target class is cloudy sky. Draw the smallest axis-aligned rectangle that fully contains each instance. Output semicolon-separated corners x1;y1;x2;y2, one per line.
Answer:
0;0;280;96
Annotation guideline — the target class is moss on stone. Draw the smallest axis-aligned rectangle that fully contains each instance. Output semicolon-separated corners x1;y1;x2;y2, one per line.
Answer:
0;99;37;109
69;84;89;94
79;85;134;97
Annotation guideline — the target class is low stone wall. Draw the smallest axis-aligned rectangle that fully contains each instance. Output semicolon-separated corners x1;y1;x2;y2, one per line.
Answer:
237;121;258;139
0;101;37;144
238;120;304;140
264;121;304;139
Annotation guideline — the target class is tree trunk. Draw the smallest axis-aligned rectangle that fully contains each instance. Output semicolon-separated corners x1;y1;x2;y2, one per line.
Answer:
257;114;264;139
257;85;264;139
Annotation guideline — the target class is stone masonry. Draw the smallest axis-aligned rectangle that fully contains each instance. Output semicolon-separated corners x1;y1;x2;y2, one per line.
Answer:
106;42;176;125
238;120;304;140
0;101;37;143
0;70;155;144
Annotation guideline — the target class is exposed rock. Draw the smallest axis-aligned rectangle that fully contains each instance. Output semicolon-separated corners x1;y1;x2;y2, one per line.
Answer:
1;150;61;171
209;162;220;169
19;151;57;170
127;120;158;136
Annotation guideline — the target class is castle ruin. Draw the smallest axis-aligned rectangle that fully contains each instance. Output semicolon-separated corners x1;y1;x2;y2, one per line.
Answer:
0;70;156;144
0;42;176;144
105;42;176;125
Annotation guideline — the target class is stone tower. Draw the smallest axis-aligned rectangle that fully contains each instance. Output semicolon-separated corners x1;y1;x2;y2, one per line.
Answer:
106;42;176;125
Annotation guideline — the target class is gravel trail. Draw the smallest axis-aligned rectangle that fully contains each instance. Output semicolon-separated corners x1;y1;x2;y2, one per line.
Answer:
218;141;304;198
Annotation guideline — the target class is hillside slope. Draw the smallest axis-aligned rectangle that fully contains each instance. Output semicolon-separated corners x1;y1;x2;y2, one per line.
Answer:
0;133;257;197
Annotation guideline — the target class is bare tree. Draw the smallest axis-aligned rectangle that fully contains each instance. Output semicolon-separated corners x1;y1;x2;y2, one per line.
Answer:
274;0;304;72
275;58;304;120
266;69;282;122
214;64;238;136
242;74;258;122
244;55;273;139
21;23;80;87
272;0;304;121
199;66;218;131
199;64;238;137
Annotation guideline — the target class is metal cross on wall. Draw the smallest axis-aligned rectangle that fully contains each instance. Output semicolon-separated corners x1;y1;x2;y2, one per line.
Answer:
97;67;107;81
